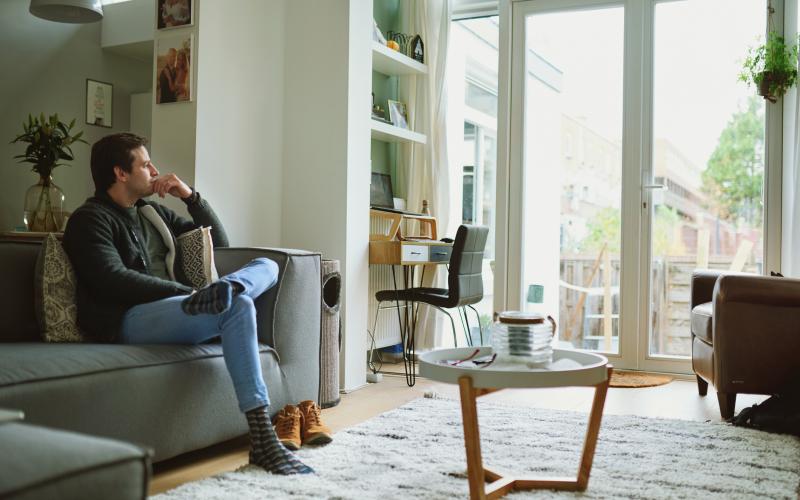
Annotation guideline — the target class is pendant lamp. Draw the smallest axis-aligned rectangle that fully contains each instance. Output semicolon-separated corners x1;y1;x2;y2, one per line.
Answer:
29;0;103;23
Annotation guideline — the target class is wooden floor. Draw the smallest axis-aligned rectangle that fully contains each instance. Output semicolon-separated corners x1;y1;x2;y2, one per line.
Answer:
150;369;767;496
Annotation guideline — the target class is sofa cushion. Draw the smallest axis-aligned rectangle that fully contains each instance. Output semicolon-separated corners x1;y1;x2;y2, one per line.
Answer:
34;234;84;343
177;227;219;288
0;422;149;500
691;301;713;343
0;241;41;342
0;342;274;388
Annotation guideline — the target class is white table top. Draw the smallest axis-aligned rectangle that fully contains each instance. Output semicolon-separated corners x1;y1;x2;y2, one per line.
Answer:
418;347;609;389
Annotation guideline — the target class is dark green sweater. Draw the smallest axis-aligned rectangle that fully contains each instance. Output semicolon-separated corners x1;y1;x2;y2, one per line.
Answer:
62;191;229;342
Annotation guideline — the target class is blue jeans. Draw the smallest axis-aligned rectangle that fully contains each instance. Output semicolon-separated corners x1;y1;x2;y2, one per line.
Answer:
119;258;279;413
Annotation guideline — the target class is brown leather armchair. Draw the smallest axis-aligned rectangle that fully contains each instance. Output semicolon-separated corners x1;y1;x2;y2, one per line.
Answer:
691;270;800;419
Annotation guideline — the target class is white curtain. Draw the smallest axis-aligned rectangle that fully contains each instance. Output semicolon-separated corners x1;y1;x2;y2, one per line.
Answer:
397;0;452;349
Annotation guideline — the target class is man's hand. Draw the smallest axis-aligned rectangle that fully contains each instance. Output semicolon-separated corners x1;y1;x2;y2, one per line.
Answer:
152;174;192;199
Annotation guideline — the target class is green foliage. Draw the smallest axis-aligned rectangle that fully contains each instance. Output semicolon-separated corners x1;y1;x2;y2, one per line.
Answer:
10;113;87;179
579;207;620;254
702;96;764;225
652;205;684;255
739;30;799;101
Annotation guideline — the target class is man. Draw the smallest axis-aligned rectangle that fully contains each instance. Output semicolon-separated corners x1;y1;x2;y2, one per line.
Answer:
158;48;177;103
63;133;315;475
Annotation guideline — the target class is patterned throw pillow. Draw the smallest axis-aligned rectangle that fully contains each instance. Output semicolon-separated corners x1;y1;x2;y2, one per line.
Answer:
34;233;84;342
177;227;219;289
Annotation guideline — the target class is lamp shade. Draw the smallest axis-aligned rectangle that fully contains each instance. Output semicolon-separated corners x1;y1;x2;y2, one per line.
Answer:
30;0;103;23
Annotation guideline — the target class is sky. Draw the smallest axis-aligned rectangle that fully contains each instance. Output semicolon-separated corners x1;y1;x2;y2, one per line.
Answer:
526;0;766;170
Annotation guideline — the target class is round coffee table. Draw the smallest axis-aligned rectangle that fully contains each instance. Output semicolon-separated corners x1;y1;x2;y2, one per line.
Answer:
419;347;612;500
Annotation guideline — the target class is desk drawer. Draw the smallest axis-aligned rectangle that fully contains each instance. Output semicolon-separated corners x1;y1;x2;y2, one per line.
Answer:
429;245;452;263
401;244;429;262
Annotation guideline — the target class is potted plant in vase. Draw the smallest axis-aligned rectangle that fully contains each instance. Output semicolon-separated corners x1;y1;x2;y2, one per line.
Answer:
11;113;86;232
739;30;800;103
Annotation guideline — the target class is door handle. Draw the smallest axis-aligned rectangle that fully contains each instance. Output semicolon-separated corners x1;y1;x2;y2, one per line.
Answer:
642;184;666;190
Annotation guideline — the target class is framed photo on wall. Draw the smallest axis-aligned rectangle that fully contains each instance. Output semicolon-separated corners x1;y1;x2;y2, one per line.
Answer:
157;0;193;29
156;35;193;104
86;79;113;128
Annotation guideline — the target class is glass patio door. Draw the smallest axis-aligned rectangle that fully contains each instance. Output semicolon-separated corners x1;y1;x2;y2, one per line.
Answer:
642;0;767;372
503;0;776;372
506;0;632;366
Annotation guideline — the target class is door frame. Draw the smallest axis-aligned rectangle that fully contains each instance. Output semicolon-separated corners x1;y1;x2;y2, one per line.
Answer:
496;0;783;373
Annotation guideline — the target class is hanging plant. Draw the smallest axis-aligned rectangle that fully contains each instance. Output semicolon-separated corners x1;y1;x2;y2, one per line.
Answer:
739;30;800;103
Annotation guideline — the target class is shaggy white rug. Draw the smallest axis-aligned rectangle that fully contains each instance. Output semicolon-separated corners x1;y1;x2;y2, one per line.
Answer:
155;396;800;499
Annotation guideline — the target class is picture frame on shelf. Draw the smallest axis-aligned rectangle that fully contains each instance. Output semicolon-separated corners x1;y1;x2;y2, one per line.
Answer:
86;79;112;128
156;35;193;104
409;35;424;63
387;100;409;129
157;0;193;29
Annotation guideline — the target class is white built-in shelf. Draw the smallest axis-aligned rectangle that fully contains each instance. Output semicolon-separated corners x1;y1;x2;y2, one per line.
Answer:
372;41;428;76
370;120;427;144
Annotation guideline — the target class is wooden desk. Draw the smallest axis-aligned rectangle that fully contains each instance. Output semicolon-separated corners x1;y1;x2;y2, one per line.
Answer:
369;240;452;265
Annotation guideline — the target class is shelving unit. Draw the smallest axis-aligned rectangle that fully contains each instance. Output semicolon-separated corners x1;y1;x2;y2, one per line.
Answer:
372;41;428;76
370;119;427;144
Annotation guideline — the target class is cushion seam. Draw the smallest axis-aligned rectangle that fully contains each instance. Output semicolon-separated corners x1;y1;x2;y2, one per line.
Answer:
0;347;277;389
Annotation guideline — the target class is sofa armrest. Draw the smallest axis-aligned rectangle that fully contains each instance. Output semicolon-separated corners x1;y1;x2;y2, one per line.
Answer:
715;274;800;307
214;247;321;353
691;269;727;309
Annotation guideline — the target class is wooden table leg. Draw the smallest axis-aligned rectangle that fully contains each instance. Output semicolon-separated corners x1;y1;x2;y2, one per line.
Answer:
458;376;486;500
457;365;613;498
577;364;612;489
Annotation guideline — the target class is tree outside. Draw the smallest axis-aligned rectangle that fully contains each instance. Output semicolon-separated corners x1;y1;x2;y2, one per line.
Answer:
702;96;765;226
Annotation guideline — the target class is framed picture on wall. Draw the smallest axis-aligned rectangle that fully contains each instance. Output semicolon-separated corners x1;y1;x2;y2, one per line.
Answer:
86;79;113;128
157;0;193;29
156;35;193;104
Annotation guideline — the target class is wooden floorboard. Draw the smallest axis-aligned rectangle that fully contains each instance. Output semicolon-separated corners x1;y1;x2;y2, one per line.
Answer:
149;368;767;495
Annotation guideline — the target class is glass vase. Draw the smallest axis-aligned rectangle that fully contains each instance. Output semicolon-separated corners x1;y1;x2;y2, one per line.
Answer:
24;176;66;232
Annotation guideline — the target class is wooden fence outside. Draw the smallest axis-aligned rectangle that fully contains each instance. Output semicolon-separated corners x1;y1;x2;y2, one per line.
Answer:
558;254;758;355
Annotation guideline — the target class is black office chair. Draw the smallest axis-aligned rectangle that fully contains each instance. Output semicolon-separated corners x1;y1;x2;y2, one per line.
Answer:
374;224;490;385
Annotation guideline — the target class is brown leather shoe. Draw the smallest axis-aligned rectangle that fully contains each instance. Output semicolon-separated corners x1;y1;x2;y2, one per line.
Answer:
298;400;332;446
272;405;302;451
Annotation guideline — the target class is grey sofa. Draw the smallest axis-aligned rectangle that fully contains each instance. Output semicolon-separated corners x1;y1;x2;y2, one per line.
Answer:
0;240;322;463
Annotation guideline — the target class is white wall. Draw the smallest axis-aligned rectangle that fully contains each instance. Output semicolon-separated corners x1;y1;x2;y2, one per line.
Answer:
283;0;371;391
148;3;199;217
194;0;286;246
0;0;151;231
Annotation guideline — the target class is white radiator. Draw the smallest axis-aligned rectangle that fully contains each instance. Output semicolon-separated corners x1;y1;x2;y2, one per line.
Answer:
368;214;405;349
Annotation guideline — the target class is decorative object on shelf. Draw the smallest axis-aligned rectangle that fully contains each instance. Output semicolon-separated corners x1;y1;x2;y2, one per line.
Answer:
156;34;193;104
85;79;112;128
408;34;424;63
387;31;410;53
371;92;388;121
29;0;103;24
739;2;799;103
11;113;87;232
157;0;192;29
387;99;408;129
372;19;386;45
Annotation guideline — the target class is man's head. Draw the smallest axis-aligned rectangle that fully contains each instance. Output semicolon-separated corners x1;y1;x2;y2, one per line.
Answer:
167;48;177;67
91;133;158;199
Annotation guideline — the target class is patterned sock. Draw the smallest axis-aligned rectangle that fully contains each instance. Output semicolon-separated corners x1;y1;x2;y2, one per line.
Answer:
246;406;314;475
181;281;233;315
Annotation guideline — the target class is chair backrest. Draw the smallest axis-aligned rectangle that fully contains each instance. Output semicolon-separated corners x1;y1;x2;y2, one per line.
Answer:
447;225;489;307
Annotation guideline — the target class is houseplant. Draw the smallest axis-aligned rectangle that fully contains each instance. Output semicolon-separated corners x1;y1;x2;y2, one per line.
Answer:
739;30;800;103
11;113;86;231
